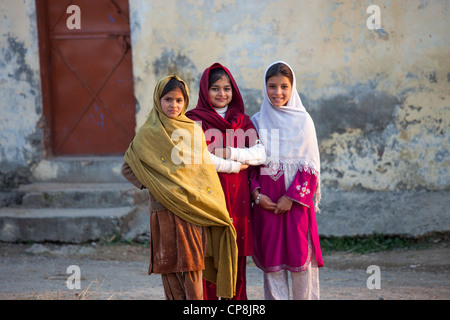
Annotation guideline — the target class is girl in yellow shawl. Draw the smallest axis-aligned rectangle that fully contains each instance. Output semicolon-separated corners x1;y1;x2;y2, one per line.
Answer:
122;75;237;299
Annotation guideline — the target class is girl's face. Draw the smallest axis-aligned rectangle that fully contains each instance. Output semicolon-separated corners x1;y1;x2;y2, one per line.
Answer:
160;89;185;119
266;74;292;108
208;76;232;109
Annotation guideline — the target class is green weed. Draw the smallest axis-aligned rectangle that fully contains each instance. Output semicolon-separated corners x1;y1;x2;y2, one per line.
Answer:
319;233;432;254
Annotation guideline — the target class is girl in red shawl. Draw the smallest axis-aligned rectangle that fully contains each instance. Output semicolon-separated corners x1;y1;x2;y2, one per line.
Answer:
186;63;266;300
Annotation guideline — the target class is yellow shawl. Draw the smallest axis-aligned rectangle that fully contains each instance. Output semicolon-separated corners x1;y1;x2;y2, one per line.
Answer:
124;75;237;298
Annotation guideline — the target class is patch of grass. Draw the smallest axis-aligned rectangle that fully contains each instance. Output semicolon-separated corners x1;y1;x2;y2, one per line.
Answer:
100;232;129;245
319;233;432;254
99;232;149;247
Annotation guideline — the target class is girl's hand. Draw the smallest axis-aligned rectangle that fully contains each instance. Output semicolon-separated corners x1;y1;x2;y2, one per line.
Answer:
253;190;276;211
240;164;249;171
274;196;293;214
260;194;277;211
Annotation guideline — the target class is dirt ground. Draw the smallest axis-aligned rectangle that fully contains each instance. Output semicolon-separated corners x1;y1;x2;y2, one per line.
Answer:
0;239;449;300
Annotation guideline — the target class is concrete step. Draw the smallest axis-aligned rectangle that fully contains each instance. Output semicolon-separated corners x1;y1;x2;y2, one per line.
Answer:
0;155;151;243
0;207;137;243
32;156;126;183
15;182;147;208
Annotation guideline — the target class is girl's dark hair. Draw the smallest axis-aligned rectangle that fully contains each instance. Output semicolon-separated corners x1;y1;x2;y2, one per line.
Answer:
161;77;188;100
208;67;231;88
265;63;294;85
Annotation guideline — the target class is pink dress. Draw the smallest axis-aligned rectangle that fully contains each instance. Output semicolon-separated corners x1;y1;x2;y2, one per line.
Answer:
250;166;324;273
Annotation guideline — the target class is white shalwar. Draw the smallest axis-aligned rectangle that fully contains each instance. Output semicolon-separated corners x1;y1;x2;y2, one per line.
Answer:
263;256;320;300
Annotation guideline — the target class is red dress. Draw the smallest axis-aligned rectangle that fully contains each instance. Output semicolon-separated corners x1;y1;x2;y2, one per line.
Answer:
186;63;256;300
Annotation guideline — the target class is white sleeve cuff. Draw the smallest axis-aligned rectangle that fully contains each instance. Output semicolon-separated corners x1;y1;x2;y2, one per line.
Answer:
209;152;241;173
228;144;266;165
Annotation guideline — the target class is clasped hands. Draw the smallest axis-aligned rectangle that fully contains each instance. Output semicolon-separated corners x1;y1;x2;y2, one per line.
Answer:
213;147;249;171
252;190;293;215
213;147;290;213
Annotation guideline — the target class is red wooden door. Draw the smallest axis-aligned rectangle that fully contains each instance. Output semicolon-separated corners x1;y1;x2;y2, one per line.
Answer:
37;0;136;156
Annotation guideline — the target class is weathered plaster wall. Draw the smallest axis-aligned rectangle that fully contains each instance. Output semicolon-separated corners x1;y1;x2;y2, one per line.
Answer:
0;0;447;237
0;1;448;195
0;0;43;190
129;0;449;193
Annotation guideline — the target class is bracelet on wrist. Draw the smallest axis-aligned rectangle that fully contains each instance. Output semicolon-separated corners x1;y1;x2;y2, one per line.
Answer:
255;193;262;205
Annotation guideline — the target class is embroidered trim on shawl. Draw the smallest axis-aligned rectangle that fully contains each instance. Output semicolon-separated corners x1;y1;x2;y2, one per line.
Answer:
265;157;320;177
284;194;310;208
253;231;313;273
262;160;319;183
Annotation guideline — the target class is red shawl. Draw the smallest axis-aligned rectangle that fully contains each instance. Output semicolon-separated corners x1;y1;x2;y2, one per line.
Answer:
186;63;256;261
186;63;256;149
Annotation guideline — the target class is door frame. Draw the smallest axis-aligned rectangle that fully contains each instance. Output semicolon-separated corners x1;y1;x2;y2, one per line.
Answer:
36;0;54;157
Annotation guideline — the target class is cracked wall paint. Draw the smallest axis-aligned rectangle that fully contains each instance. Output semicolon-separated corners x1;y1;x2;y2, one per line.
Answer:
129;0;449;192
0;0;448;194
0;0;43;189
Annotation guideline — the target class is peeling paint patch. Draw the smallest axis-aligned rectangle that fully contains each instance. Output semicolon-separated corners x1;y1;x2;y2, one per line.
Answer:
0;4;43;190
428;71;437;83
152;48;199;90
0;166;32;191
1;35;43;161
307;86;400;140
374;28;389;40
240;88;262;117
32;160;60;181
319;88;449;192
5;35;39;93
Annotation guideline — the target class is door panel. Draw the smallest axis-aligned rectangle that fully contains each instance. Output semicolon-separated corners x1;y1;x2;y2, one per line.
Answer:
37;0;136;156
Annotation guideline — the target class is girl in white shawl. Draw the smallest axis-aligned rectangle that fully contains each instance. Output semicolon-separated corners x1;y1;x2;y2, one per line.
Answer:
250;61;323;300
